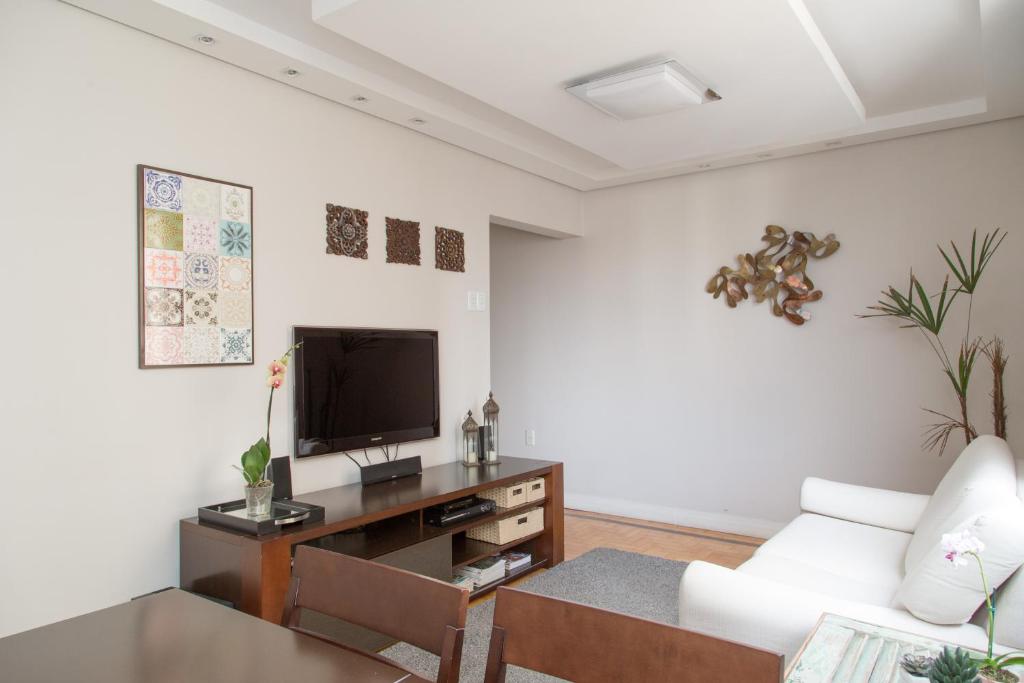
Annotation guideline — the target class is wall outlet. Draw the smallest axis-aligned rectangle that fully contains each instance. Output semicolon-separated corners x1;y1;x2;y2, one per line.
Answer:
525;429;536;446
466;291;487;312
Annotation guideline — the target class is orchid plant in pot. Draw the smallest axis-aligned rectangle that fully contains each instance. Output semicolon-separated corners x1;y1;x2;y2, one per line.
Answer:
942;530;1024;683
235;343;301;517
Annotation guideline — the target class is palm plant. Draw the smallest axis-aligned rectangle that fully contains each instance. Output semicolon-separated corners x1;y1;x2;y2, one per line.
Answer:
860;229;1006;454
983;337;1009;439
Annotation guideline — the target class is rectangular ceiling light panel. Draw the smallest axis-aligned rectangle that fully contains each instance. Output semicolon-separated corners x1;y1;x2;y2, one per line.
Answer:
567;61;716;120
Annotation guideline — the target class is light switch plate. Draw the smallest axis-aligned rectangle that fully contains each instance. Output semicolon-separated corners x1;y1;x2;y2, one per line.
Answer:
466;291;487;311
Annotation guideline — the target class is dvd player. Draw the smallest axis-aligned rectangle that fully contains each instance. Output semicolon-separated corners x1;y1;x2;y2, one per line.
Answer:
424;496;496;527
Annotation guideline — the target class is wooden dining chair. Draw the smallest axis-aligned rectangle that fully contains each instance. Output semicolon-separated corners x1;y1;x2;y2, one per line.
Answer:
283;545;469;683
483;587;784;683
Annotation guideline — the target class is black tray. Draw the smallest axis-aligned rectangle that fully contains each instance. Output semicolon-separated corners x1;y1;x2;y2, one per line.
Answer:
198;498;325;536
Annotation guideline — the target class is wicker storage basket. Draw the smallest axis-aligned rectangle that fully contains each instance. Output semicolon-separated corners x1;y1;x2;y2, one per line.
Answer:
467;507;544;545
477;482;529;508
524;477;546;502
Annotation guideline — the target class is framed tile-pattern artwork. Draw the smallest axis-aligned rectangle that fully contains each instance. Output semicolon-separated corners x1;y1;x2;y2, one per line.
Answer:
137;165;254;368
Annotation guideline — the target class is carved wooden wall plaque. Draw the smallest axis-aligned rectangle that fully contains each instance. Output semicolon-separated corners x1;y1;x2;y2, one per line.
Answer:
326;204;368;259
435;226;465;273
386;217;421;266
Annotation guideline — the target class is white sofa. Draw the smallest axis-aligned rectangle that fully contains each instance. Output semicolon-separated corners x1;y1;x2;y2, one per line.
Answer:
679;436;1024;660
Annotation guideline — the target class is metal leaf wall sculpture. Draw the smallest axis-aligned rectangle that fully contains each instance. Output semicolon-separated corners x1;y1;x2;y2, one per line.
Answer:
706;225;840;325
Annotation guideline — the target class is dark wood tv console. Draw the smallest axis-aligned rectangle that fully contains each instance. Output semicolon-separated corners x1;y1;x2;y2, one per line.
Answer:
180;457;564;624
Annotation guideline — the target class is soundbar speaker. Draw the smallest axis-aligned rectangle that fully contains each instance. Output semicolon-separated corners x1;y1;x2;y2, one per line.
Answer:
360;456;422;486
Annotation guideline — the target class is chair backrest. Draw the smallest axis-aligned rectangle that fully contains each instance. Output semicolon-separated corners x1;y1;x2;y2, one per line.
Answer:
483;587;784;683
283;546;469;683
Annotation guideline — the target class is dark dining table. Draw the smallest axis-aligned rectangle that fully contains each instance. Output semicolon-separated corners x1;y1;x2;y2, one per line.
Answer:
0;588;420;682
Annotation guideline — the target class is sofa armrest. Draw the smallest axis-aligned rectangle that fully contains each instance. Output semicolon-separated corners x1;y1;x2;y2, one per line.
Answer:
800;477;930;532
679;561;837;659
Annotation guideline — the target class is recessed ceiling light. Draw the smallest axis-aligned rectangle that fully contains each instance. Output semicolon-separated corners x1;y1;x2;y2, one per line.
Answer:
195;34;216;45
825;140;843;147
756;153;774;159
283;68;301;77
352;95;369;103
409;118;427;125
697;163;712;169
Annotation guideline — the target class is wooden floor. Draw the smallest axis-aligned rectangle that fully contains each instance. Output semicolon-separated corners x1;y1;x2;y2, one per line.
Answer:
564;509;763;569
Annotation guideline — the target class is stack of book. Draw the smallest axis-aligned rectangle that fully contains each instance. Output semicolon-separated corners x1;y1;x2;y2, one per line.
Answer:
455;556;505;589
501;551;532;574
447;573;475;590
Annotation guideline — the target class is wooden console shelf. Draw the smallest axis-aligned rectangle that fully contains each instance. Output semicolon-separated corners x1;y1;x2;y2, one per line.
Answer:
452;530;547;569
180;457;564;624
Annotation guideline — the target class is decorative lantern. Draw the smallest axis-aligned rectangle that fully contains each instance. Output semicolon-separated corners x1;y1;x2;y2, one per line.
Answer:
460;410;480;467
481;392;500;464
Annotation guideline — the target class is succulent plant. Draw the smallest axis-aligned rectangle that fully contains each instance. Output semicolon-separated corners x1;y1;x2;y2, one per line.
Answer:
902;653;936;677
928;647;979;683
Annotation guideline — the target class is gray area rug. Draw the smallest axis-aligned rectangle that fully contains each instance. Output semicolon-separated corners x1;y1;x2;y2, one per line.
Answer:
382;547;688;682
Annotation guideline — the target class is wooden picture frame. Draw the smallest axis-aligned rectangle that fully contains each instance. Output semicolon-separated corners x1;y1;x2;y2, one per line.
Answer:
137;164;254;368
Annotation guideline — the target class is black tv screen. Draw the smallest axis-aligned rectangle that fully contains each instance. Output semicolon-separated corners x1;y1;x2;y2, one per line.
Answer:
293;327;440;457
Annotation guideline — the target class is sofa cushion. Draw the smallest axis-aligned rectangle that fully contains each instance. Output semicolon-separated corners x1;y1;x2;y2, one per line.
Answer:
897;498;1024;625
750;513;910;603
986;457;1024;649
680;560;991;661
801;477;930;532
992;568;1024;649
906;436;1017;573
739;554;898;606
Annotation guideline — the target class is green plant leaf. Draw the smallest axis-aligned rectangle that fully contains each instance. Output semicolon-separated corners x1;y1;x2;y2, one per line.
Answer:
943;341;979;398
914;276;935;325
993;652;1024;667
240;437;271;485
938;230;974;294
938;228;1006;294
929;646;979;683
860;271;958;338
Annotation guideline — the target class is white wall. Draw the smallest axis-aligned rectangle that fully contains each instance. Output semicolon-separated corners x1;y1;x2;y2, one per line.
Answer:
492;117;1024;538
4;0;1023;642
0;0;580;637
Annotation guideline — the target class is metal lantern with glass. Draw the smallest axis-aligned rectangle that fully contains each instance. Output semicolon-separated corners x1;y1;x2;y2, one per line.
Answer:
461;410;480;467
481;392;500;464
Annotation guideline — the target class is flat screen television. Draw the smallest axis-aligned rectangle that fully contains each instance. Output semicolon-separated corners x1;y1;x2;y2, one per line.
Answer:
292;327;440;458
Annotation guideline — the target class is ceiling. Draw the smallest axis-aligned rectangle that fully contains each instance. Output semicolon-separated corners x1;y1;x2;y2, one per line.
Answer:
64;0;1024;190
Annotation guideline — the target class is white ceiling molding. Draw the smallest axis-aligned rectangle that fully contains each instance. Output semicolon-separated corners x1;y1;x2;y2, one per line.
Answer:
311;0;363;22
786;0;866;122
61;0;1024;191
490;215;580;240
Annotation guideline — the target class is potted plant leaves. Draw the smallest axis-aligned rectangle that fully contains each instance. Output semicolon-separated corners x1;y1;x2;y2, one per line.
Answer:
941;532;1024;683
235;343;300;517
902;653;935;681
861;229;1008;455
928;647;980;683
